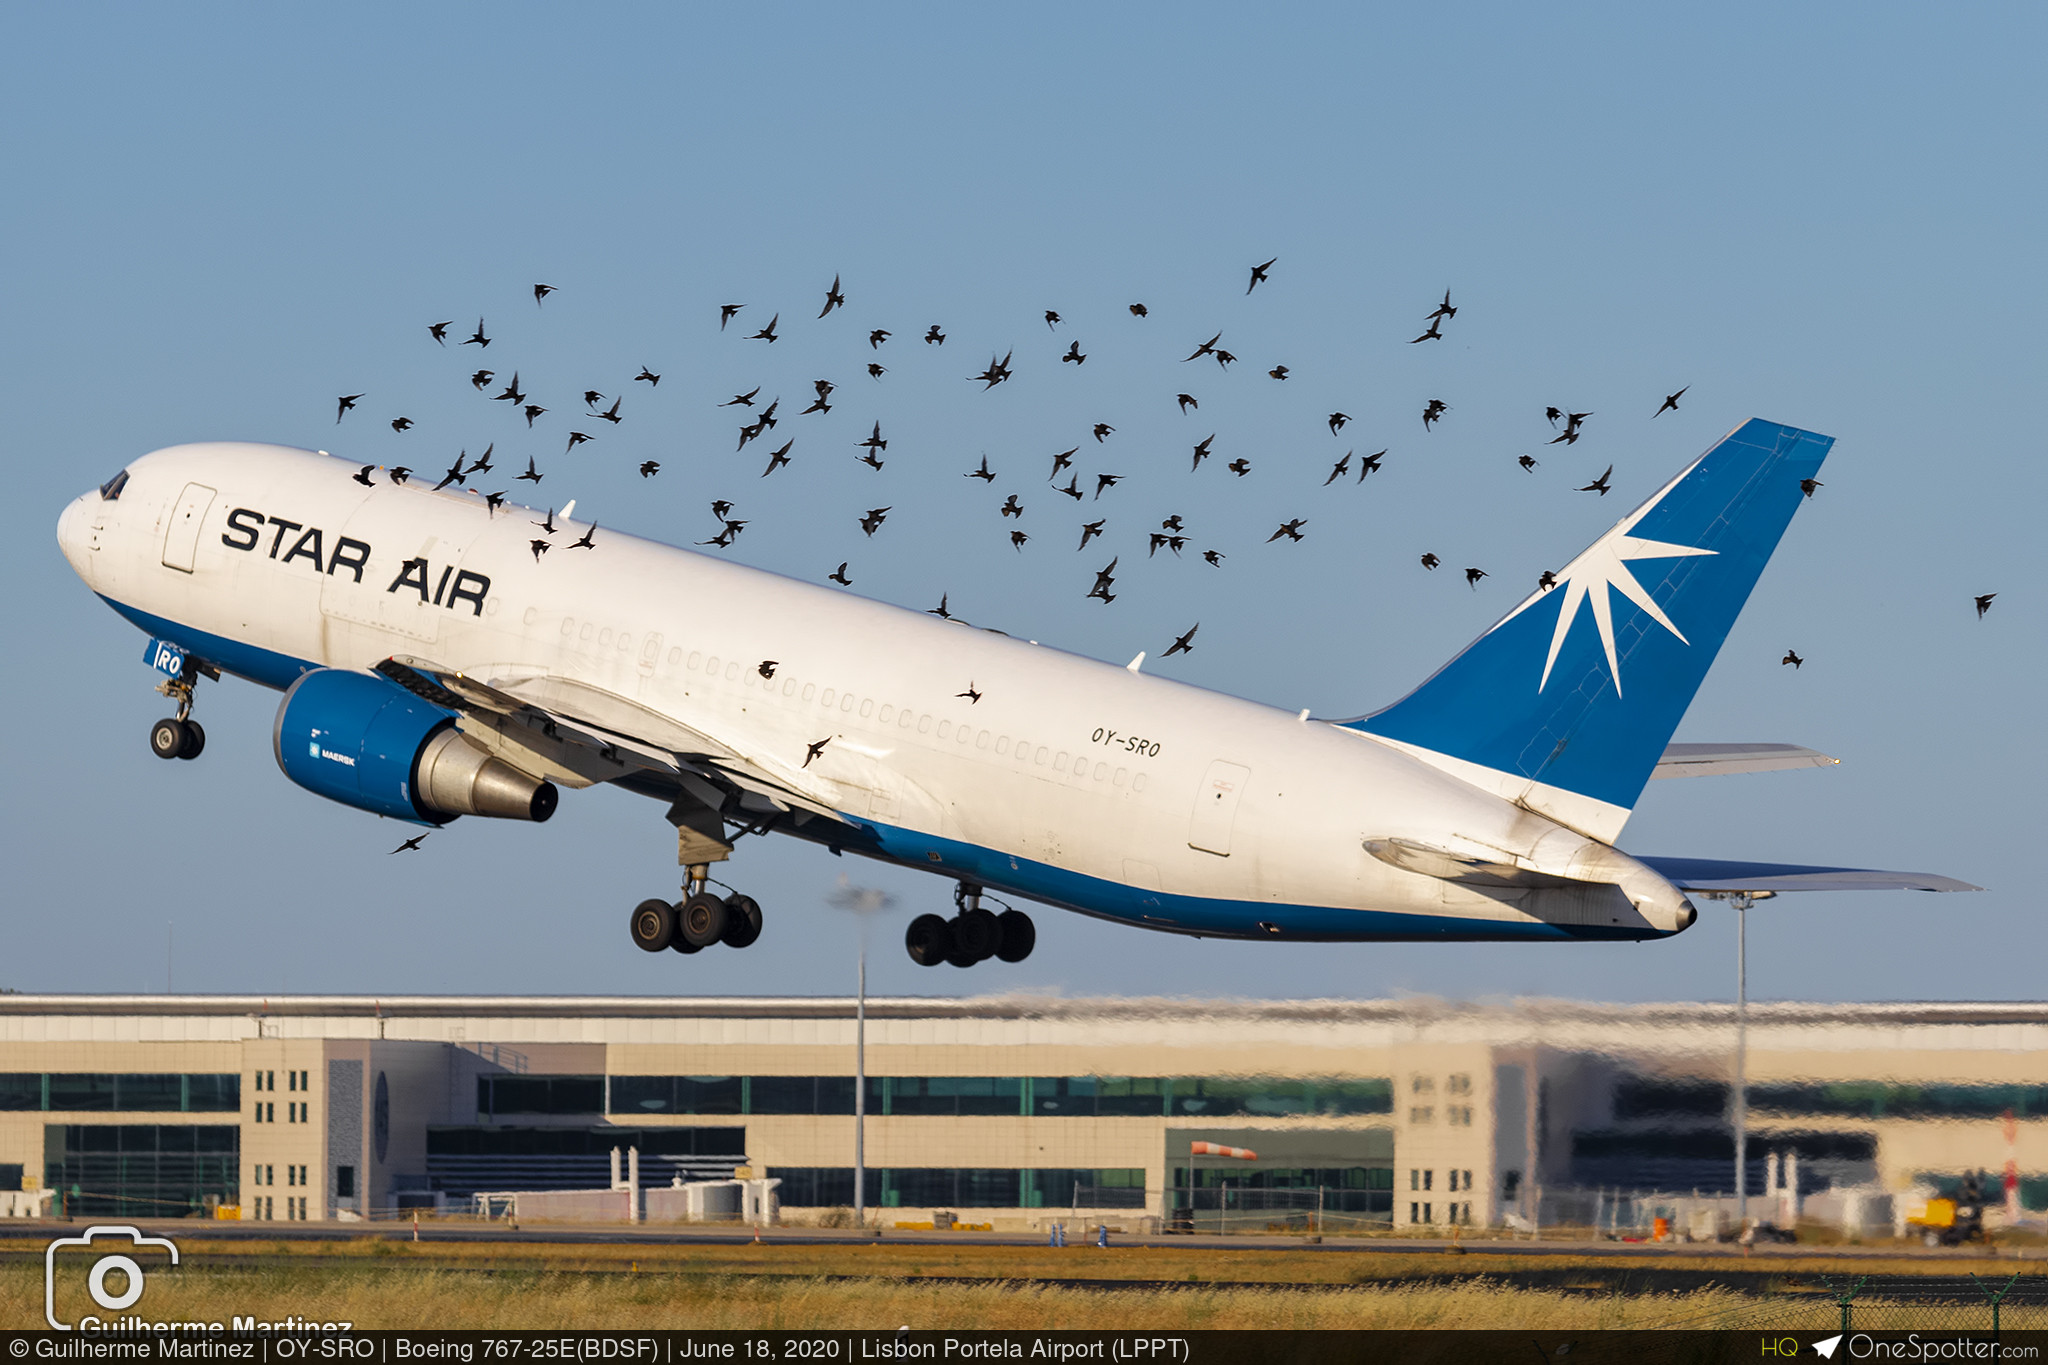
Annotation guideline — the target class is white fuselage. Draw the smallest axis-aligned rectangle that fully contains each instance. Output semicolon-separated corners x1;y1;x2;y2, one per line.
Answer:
57;443;1695;943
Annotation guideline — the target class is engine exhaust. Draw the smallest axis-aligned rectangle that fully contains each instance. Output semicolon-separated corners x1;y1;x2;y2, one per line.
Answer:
415;728;558;821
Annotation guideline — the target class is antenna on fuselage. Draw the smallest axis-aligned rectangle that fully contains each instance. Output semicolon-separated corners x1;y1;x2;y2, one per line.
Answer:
1126;652;1145;673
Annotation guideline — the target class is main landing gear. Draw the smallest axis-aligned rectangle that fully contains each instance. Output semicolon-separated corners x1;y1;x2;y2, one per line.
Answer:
148;658;206;761
630;864;764;956
905;883;1035;968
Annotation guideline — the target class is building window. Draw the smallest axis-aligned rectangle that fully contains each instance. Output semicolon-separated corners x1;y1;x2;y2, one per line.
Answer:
1447;1073;1472;1096
1502;1170;1521;1201
1411;1075;1436;1095
1448;1105;1473;1126
1408;1106;1434;1125
335;1166;355;1198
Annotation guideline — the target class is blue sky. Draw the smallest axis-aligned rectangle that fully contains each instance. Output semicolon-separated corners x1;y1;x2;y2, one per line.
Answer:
3;5;2041;1003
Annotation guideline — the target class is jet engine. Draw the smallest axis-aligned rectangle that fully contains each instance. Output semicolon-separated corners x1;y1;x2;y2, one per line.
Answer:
273;668;557;826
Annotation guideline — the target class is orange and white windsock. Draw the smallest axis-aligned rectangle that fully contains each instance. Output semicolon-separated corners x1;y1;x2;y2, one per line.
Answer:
1190;1141;1257;1160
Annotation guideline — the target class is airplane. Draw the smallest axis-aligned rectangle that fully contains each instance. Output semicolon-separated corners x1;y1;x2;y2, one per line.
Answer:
55;419;1975;969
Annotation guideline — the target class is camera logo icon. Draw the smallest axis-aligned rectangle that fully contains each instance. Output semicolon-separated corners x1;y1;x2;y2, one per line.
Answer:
44;1225;181;1330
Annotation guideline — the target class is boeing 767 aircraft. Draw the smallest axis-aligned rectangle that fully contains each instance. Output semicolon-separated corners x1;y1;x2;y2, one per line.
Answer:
55;419;1974;968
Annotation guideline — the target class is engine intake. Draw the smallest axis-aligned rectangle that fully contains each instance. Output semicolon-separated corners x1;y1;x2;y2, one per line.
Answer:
274;668;556;825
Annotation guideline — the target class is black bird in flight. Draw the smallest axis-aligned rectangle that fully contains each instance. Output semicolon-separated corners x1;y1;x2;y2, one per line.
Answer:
1227;458;1251;477
1546;406;1563;427
494;372;524;404
1975;593;1997;619
1010;530;1029;551
819;274;845;318
1202;549;1224;567
1324;453;1351;486
1357;450;1385;482
815;377;836;399
829;562;852;586
1050;447;1077;477
596;396;623;425
928;594;952;620
532;283;555;306
702;517;745;548
336;394;363;423
429;321;451;345
391;834;428;854
1465;567;1487;588
762;440;794;477
868;363;886;380
967;454;996;483
473;370;495;390
1093;423;1114;442
1410;317;1443;344
569;524;597;550
712;500;734;521
635;367;660;385
484;491;506;515
639;461;660;478
1782;649;1803;669
1538;570;1558;590
1328;412;1350;434
1518;454;1539;472
803;393;832;415
1420;553;1440;570
859;422;887;456
870;328;891;349
390;417;414;433
1045;310;1061;329
1268;519;1307;543
533;508;558;534
1161;514;1184;532
1088;558;1118;603
1000;494;1023;519
1247;258;1277;294
1268;364;1289;380
857;450;884;471
1094;473;1121;498
860;507;890;537
517;456;543;484
566;431;592;453
1166;623;1200;656
971;352;1014;388
1191;435;1214;471
720;304;743;330
523;404;545;427
957;682;982;704
1128;303;1148;317
750;313;779;342
353;465;374;486
1551;411;1592;444
1184;332;1222;362
1429;290;1457;322
755;661;778;682
1655;386;1688;417
529;539;549;562
1213;348;1237;368
1062;341;1086;365
1148;533;1169;558
433;457;466;491
1057;475;1083;501
723;388;761;408
803;736;832;768
1078;520;1105;550
468;444;494;475
1579;465;1614;496
924;324;945;345
1177;393;1198;414
1800;478;1823;498
463;318;490;347
1423;399;1448;430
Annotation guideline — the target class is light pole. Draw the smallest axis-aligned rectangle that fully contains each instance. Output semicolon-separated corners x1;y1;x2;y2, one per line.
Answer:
829;877;895;1232
1707;890;1766;1231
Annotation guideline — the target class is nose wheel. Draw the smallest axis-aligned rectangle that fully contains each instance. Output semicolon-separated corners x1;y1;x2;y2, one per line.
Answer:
148;654;210;760
907;884;1035;967
629;867;765;957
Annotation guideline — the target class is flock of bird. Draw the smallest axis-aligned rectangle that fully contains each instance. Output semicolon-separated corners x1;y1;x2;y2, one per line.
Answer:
334;266;2001;687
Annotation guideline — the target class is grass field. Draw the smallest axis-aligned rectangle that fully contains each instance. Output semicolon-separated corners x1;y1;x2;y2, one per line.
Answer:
9;1235;2044;1331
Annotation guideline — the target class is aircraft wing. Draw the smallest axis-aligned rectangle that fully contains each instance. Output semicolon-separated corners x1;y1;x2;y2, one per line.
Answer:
1650;743;1839;778
1635;856;1981;894
376;657;853;824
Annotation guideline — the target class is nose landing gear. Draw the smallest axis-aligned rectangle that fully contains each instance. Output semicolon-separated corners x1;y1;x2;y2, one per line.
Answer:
148;656;212;760
906;883;1036;967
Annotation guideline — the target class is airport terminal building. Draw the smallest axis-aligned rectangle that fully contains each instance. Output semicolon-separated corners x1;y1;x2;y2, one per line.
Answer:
0;994;2041;1232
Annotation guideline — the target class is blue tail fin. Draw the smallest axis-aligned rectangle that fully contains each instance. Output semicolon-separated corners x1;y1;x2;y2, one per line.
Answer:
1348;418;1832;835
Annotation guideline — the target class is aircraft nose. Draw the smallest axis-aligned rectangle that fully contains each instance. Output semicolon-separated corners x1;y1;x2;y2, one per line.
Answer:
56;493;95;584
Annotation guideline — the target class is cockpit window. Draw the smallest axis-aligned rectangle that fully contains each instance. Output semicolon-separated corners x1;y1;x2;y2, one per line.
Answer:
98;470;129;501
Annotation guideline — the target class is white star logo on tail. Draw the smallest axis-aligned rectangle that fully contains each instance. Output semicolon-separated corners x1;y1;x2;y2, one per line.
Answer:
1497;465;1717;696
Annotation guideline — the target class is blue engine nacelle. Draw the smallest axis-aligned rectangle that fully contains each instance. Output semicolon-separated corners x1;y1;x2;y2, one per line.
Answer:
273;668;557;826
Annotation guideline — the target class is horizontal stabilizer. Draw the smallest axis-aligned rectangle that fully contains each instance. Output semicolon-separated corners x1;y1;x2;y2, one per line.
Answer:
1650;743;1838;779
1636;856;1981;894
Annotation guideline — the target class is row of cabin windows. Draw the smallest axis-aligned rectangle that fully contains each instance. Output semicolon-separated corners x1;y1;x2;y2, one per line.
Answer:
554;623;1150;791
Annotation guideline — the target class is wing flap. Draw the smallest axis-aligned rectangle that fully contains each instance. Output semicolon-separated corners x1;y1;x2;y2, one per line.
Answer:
1651;743;1838;779
1636;856;1981;894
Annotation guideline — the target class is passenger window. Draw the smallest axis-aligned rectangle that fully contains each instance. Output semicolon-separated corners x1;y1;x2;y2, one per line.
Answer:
879;705;895;724
919;715;933;734
688;652;703;669
821;689;836;708
859;699;873;719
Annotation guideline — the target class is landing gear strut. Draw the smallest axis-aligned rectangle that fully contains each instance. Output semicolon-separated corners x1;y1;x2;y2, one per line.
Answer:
628;863;767;957
148;659;207;760
907;883;1035;968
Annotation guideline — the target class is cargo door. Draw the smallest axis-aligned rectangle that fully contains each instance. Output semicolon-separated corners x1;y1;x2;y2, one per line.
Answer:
161;483;217;573
1188;760;1251;856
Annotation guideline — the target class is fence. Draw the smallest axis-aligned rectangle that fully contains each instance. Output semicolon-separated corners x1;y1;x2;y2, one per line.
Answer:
1162;1184;1394;1235
1657;1275;2048;1335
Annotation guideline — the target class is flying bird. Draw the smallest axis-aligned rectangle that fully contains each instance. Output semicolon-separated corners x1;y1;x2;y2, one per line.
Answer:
924;324;945;345
971;351;1014;388
1056;475;1083;500
494;372;524;403
1161;514;1185;532
1538;570;1558;590
1166;623;1199;655
1010;530;1029;551
1546;406;1563;427
1357;450;1385;481
869;329;891;349
523;404;545;427
1464;567;1487;587
529;539;549;562
1268;519;1307;543
390;417;413;433
1800;478;1823;498
533;283;554;306
1078;520;1106;550
1062;341;1086;365
1000;494;1023;519
566;431;592;453
719;304;743;330
1177;393;1198;414
1088;557;1118;603
1423;399;1448;430
517;456;543;484
1975;593;1996;619
956;682;982;704
1782;649;1803;669
463;318;490;347
388;467;410;484
1420;553;1440;570
859;507;890;537
868;363;886;380
1092;423;1114;442
819;274;845;318
353;465;374;486
433;457;466;491
1191;435;1214;471
1324;453;1351;485
1578;465;1613;496
1128;303;1148;317
1247;258;1277;294
761;440;793;476
1227;458;1251;477
1213;349;1236;368
484;491;506;515
639;461;660;478
803;393;833;415
1045;310;1061;329
857;450;884;471
468;444;494;475
635;367;660;385
749;313;779;342
1655;386;1688;417
758;661;778;680
533;509;558;534
428;321;450;345
858;422;887;456
928;594;952;620
1429;290;1456;321
1094;473;1121;498
1268;364;1289;380
1518;454;1539;472
1410;317;1443;344
1184;332;1222;363
722;388;761;408
1328;412;1350;434
828;563;852;586
1550;411;1592;444
803;736;832;768
391;834;428;854
967;454;996;483
336;394;363;423
473;370;495;391
596;396;623;424
1050;446;1077;477
1202;549;1224;567
569;524;596;550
